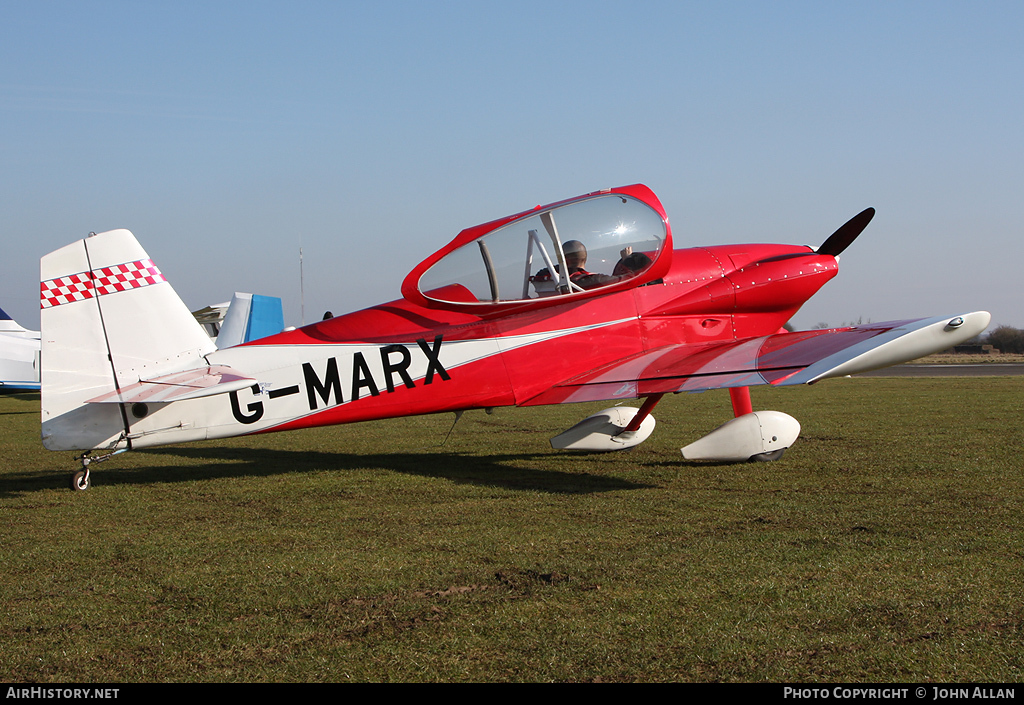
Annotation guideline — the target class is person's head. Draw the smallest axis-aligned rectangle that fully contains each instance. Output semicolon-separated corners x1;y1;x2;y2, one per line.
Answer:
613;251;652;276
563;240;587;269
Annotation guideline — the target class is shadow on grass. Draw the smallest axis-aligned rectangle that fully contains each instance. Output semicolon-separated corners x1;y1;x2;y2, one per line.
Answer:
3;445;655;497
0;391;40;413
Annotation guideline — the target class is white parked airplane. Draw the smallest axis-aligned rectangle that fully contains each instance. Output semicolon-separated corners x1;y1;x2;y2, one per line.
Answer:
0;307;41;391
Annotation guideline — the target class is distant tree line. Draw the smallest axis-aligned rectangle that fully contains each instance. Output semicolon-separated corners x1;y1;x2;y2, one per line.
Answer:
983;325;1024;354
794;321;1024;354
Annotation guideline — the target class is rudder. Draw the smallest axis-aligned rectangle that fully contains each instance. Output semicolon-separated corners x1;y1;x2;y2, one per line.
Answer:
41;230;216;450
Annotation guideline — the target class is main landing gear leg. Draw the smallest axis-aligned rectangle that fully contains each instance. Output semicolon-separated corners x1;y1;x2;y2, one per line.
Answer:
729;386;753;417
550;395;662;451
620;394;664;436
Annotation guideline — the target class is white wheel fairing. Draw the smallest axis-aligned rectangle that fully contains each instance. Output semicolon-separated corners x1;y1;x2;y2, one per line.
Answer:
550;406;656;451
681;411;800;462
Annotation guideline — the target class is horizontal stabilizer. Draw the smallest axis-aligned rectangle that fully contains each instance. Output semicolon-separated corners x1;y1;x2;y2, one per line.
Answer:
86;365;258;405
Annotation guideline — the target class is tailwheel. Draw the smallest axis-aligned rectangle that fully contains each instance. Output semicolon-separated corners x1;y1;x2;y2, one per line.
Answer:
68;447;127;491
71;469;91;491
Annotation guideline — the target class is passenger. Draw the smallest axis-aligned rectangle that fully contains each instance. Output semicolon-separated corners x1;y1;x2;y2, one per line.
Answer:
612;248;661;285
612;248;651;276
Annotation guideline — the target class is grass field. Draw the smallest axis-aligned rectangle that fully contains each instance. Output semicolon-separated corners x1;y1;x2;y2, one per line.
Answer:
914;352;1024;364
1;377;1022;682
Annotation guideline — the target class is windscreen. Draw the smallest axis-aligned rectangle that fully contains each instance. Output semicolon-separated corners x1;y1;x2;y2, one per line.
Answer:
418;194;667;305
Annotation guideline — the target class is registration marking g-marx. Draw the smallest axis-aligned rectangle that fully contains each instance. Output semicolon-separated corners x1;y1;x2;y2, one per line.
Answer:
229;335;451;424
224;320;632;427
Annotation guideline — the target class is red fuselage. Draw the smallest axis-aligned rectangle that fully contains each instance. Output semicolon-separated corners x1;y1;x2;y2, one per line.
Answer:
239;243;838;434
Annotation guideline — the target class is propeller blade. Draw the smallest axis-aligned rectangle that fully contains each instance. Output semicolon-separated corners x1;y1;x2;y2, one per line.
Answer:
818;207;875;257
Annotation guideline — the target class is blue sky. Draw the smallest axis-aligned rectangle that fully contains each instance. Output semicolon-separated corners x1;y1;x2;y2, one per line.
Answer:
2;1;1021;332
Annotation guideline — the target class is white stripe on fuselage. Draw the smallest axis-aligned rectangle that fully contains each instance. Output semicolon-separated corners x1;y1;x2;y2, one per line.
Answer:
172;316;639;434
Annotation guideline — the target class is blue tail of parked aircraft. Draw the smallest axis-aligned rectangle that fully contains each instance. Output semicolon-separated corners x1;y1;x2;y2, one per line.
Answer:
215;293;285;348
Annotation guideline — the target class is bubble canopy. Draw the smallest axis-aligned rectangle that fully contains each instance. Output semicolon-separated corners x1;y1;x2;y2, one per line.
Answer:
402;185;672;313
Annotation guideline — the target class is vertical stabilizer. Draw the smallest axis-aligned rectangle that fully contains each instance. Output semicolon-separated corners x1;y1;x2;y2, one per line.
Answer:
215;292;253;348
245;294;285;343
41;229;217;450
216;292;285;348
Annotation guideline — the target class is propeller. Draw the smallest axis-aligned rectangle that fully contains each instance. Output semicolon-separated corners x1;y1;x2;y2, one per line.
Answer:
817;207;875;257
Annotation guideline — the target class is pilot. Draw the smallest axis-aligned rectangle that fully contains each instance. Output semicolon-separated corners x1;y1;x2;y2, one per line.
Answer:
564;240;649;290
560;240;605;289
532;241;649;292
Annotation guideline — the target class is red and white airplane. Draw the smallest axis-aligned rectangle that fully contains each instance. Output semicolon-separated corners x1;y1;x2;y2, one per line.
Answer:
39;184;988;490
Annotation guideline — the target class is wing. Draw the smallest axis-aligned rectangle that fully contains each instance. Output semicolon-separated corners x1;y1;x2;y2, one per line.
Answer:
522;311;990;406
